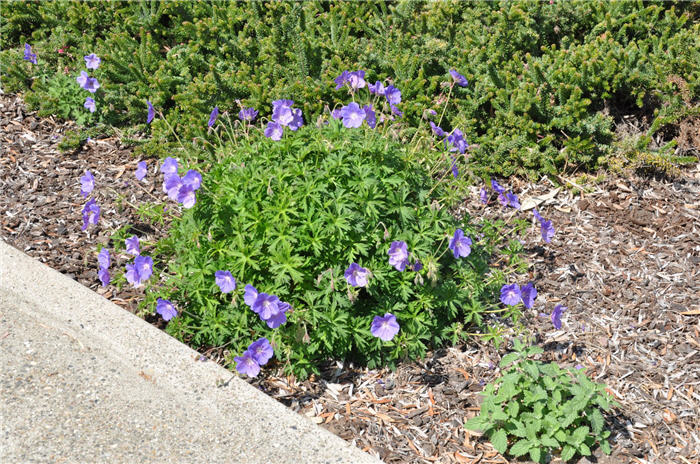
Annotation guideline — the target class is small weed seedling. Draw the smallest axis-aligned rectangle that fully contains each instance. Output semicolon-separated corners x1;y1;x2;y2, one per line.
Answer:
466;339;617;463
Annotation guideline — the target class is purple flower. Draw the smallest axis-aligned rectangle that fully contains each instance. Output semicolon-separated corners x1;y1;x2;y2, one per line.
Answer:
84;97;96;113
411;260;423;272
344;263;370;287
388;241;409;272
369;81;385;95
348;70;366;90
491;179;505;194
521;282;537;309
288;108;304;131
447;129;467;154
81;198;100;231
125;235;140;256
575;364;584;370
532;208;543;222
97;248;110;270
479;188;488;204
449;229;472;259
331;108;342;120
533;209;555;243
83;76;100;93
339;102;366;129
182;170;202;191
156;298;178;321
265;302;289;329
363;104;376;129
177;184;196;209
272;99;294;126
390;104;403;117
135;161;147;181
235;350;260;377
238;107;258;122
249;292;290;328
500;283;521;306
551;304;566;329
540;219;555;243
164;174;182;200
251;293;280;321
80;170;95;197
98;268;110;287
505;192;520;209
147;100;155;124
77;71;89;88
208;106;219;127
498;193;508;207
84;53;100;70
449;69;468;87
385;85;401;105
371;313;400;341
23;43;37;64
243;284;259;307
248;338;273;366
264;121;284;141
215;270;236;293
450;156;459;179
160;157;178;177
125;255;153;288
430;121;446;137
334;70;350;90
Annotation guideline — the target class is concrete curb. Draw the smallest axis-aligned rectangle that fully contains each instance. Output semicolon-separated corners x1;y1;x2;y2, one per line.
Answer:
0;239;382;463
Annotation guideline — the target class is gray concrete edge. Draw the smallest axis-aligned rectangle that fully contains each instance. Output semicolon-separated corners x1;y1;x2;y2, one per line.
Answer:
0;239;381;463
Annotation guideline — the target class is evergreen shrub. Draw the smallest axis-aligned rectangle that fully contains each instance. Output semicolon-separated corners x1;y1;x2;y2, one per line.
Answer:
1;0;697;177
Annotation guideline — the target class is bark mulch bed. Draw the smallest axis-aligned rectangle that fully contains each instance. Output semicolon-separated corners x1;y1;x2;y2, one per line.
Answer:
2;92;699;464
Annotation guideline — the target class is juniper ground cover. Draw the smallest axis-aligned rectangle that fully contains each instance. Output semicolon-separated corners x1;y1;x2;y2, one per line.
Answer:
2;1;698;176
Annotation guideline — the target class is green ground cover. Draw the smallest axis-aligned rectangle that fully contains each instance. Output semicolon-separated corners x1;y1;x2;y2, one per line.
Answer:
2;0;698;177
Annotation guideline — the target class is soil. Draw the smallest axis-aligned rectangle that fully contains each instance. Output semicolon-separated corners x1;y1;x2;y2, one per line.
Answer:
2;92;699;464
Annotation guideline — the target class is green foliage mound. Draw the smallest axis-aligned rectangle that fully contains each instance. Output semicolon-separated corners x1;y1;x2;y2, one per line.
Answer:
156;122;517;378
1;1;697;177
466;340;617;463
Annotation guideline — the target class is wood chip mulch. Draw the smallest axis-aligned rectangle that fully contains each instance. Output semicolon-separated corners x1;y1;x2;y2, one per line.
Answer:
2;92;699;464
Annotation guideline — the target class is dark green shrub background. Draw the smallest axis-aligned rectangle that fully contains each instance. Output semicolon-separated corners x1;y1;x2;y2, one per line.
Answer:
1;0;698;177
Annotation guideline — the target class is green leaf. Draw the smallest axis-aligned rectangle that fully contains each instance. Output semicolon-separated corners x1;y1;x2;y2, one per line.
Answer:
523;361;540;379
490;429;508;454
495;381;516;403
465;415;488;432
578;442;591;456
561;412;577;429
506;400;520;418
561;444;577;462
572;425;590;445
499;352;519;367
510;419;527;438
540;436;559;449
555;429;567;442
525;345;544;356
529;447;541;463
525;419;541;441
492;406;509;421
589;408;605;435
509;439;531;457
600;439;612;455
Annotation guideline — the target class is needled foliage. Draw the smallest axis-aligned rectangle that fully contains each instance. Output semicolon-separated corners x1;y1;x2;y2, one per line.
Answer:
153;123;519;378
1;1;697;177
